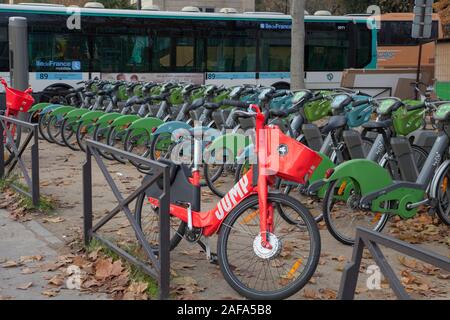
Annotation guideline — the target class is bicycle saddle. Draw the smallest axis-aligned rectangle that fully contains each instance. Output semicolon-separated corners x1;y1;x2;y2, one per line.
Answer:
362;119;393;130
190;98;205;110
321;115;347;134
84;92;96;98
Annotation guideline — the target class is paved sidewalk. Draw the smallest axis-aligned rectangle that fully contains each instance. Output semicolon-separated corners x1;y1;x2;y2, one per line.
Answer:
0;209;107;300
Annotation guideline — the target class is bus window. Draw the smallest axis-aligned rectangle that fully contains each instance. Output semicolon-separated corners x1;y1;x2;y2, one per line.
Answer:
0;26;7;72
175;37;194;72
93;35;150;73
29;33;89;72
153;36;171;72
378;21;439;46
355;24;373;68
207;36;256;72
305;22;350;72
259;31;291;72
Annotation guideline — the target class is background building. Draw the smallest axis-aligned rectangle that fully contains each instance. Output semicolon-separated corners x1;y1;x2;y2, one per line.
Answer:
137;0;255;12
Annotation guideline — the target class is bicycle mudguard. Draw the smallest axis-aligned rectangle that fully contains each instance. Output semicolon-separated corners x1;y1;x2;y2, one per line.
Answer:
307;153;335;198
28;102;51;113
325;159;393;196
39;104;62;115
95;112;123;127
109;115;140;129
79;110;107;124
127;117;164;134
429;160;450;200
65;108;91;120
152;121;192;136
205;133;252;161
48;105;77;117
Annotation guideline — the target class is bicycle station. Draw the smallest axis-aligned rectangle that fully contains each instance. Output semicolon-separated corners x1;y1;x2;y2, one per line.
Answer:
0;3;448;302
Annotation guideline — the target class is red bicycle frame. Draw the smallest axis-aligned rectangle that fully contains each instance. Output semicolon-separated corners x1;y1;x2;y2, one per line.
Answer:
147;104;278;248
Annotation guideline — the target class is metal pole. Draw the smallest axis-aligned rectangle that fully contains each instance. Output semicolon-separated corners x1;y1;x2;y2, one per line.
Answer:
415;41;423;100
8;17;28;91
31;125;39;207
0;119;4;179
158;165;171;300
83;146;93;246
136;0;142;10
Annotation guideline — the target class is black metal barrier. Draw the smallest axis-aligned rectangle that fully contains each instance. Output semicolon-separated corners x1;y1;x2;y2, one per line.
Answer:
0;114;40;206
338;227;450;300
83;139;171;299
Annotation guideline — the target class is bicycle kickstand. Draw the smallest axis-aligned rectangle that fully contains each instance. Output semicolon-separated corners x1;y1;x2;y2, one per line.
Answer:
197;238;218;265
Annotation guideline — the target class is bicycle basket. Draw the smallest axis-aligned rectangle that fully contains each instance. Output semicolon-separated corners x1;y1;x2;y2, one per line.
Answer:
304;99;331;122
345;102;373;128
263;126;323;184
2;80;34;113
392;105;425;136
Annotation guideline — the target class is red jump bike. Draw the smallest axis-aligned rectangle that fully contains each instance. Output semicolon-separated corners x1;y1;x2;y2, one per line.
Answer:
1;78;34;165
135;104;323;299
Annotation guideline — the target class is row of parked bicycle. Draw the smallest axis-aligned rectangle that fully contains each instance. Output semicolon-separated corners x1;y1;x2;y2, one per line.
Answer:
25;79;450;299
29;80;450;236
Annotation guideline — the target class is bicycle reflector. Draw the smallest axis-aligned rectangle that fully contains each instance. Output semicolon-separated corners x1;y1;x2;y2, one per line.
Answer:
325;168;335;179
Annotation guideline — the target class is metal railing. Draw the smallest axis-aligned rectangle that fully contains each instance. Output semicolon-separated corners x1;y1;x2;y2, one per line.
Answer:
83;139;171;299
0;114;40;206
338;227;450;300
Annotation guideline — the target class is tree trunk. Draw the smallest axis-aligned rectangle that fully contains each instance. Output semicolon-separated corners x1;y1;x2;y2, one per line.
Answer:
290;0;306;90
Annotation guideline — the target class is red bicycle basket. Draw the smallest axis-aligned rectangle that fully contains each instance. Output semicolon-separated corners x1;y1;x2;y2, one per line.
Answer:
262;126;323;184
5;87;34;112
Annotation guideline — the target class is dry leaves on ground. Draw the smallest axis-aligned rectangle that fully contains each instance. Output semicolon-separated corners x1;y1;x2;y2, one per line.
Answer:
172;276;205;297
43;217;65;223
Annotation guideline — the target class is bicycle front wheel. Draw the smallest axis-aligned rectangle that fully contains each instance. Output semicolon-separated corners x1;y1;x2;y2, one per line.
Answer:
217;193;321;300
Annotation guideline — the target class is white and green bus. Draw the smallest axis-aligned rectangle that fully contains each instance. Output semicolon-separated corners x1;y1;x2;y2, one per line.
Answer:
0;4;377;102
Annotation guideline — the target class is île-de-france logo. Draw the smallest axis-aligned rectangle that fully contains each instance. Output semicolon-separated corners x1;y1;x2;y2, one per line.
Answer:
326;73;334;81
71;61;81;71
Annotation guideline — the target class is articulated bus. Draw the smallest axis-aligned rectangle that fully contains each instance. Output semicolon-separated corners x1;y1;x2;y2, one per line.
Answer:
377;13;443;69
0;4;377;102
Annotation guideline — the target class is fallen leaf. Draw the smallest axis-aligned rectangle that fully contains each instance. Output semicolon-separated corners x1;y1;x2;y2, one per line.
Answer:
319;288;337;299
17;282;33;290
1;260;20;268
43;217;65;223
398;256;418;269
20;267;34;275
303;288;319;299
41;289;59;298
123;282;148;300
95;258;114;279
48;275;64;287
39;262;65;272
19;255;44;263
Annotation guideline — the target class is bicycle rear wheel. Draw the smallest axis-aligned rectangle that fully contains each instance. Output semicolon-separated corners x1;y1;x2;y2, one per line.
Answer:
217;193;321;300
322;179;389;245
47;114;66;146
61;117;80;151
134;191;186;251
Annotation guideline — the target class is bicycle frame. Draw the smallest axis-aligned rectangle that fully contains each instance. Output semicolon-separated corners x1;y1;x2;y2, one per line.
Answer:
147;105;278;248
